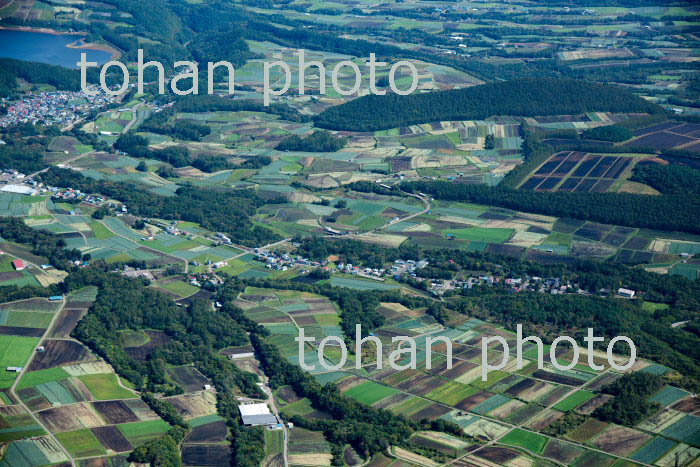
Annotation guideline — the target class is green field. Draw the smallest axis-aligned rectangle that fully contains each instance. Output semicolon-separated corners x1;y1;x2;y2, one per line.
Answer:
158;279;200;297
330;277;400;291
117;419;171;447
78;373;134;400
1;311;54;328
500;428;548;454
425;381;478;405
343;381;399;405
0;335;40;388
89;221;115;240
265;429;284;457
18;367;70;390
56;429;106;458
445;227;514;243
554;390;596;412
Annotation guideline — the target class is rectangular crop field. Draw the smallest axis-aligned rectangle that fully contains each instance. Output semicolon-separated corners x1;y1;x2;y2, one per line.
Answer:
445;227;513;243
0;335;40;388
553;390;595;412
79;374;134;400
343;381;398;405
499;429;547;454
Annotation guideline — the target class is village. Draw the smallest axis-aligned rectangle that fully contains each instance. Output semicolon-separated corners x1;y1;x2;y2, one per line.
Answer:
0;88;116;129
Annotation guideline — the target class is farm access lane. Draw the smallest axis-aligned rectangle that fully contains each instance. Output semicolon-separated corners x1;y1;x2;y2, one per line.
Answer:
9;296;77;467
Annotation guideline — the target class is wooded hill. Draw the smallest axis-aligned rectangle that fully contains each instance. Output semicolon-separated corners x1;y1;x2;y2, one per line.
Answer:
314;79;663;131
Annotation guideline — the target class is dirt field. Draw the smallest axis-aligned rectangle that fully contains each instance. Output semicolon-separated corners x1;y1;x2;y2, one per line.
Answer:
92;400;139;424
576;394;613;415
166;391;217;420
167;366;211;393
91;425;133;453
410;403;452;421
475;446;520;464
48;309;87;338
542;439;585;464
28;340;94;371
37;402;103;433
124;331;172;360
182;444;232;467
672;397;700;414
455;391;494;411
185;421;228;443
288;453;334;466
591;425;652;456
391;446;439;467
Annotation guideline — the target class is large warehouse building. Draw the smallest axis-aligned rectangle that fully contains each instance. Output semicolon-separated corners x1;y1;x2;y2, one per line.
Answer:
238;403;279;427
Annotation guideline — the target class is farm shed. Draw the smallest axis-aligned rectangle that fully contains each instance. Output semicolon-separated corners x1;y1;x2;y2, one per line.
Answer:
238;403;278;427
617;288;635;298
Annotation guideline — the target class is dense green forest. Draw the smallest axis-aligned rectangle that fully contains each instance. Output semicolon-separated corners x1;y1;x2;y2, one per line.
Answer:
581;125;634;142
315;79;662;131
294;236;419;268
59;265;268;466
593;373;664;426
172;96;308;123
0;216;83;269
630;163;700;196
277;130;347;152
114;132;271;173
0;58;98;97
401;180;700;235
39;167;282;246
0;138;50;174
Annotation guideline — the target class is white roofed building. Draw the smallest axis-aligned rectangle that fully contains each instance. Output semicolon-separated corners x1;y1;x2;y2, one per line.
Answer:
238;403;279;426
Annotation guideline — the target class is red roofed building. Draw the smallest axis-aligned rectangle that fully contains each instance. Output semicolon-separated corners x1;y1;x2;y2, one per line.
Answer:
12;259;25;271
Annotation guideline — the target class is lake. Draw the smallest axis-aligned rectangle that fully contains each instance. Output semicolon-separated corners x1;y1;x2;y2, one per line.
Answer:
0;29;113;68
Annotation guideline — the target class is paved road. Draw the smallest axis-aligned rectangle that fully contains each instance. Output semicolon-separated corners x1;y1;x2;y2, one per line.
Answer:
122;103;144;133
379;192;431;231
9;297;76;467
25;151;91;181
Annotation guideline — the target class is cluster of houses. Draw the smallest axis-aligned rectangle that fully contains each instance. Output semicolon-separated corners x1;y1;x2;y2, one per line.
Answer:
257;250;320;271
424;272;637;299
0;90;115;129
